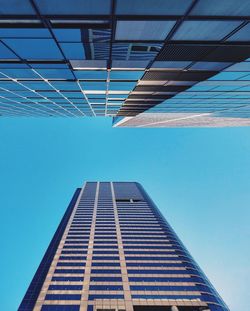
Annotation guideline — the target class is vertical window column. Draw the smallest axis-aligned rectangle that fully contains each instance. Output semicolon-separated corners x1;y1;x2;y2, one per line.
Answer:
80;182;99;311
111;182;133;311
33;184;86;311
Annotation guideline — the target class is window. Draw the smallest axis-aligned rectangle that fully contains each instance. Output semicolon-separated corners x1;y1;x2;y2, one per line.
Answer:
127;269;191;275
57;262;85;267
48;285;82;291
89;285;123;291
227;23;250;41
115;0;193;15
0;42;19;59
90;277;122;282
115;21;176;41
88;294;124;301
91;269;121;274
92;256;120;260
59;256;86;261
190;0;250;17
0;0;36;15
3;39;63;59
61;251;87;254
41;306;80;311
54;269;84;274
60;43;85;59
34;0;111;15
52;276;84;282
45;294;81;300
172;20;242;41
92;262;120;267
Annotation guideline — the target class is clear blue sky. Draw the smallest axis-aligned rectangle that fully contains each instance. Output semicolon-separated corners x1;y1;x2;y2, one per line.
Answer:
0;117;249;311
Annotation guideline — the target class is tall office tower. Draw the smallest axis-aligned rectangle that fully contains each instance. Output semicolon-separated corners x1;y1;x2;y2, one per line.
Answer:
19;182;229;311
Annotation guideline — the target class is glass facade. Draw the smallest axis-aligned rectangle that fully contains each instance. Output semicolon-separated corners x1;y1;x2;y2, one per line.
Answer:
19;182;229;311
0;0;250;124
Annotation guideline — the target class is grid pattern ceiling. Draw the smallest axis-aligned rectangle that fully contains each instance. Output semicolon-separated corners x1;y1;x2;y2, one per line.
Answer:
145;59;250;119
0;0;250;117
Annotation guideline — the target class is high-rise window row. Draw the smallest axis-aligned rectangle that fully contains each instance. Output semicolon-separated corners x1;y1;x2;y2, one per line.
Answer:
19;182;228;311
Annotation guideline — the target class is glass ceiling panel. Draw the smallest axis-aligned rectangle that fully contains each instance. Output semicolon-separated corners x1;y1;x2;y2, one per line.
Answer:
50;82;80;91
172;21;242;41
22;81;54;90
190;62;232;71
225;62;250;71
0;69;39;79
74;70;107;80
109;82;136;91
111;61;149;69
3;39;63;60
80;82;106;91
0;42;18;59
209;72;249;80
115;21;176;41
0;28;51;38
227;23;250;42
0;63;28;68
151;61;191;70
116;0;193;15
0;82;26;90
190;0;250;16
35;69;74;80
31;64;69;69
53;29;82;42
61;92;84;98
110;71;144;80
60;43;85;59
70;60;107;70
34;0;111;15
0;0;36;15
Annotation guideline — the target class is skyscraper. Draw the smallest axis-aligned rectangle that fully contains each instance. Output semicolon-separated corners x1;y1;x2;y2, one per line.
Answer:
19;182;229;311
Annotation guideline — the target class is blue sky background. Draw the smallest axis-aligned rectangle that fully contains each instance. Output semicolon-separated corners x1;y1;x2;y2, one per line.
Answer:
0;117;249;311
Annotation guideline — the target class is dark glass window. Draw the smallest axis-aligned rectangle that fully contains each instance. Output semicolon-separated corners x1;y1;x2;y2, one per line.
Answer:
52;276;84;282
45;294;81;300
89;285;123;291
54;269;84;274
91;269;121;274
41;305;80;311
90;277;122;282
88;294;124;301
34;0;111;15
48;285;82;290
92;262;120;267
115;0;193;15
3;39;62;59
57;262;85;267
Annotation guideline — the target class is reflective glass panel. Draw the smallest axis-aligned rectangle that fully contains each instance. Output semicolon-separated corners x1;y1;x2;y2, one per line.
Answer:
116;0;193;15
227;23;250;41
110;71;144;80
0;42;18;59
115;21;176;41
0;0;35;14
3;39;63;59
173;21;242;41
53;29;82;42
35;0;111;15
74;71;107;80
0;28;51;38
60;43;85;59
190;0;250;16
